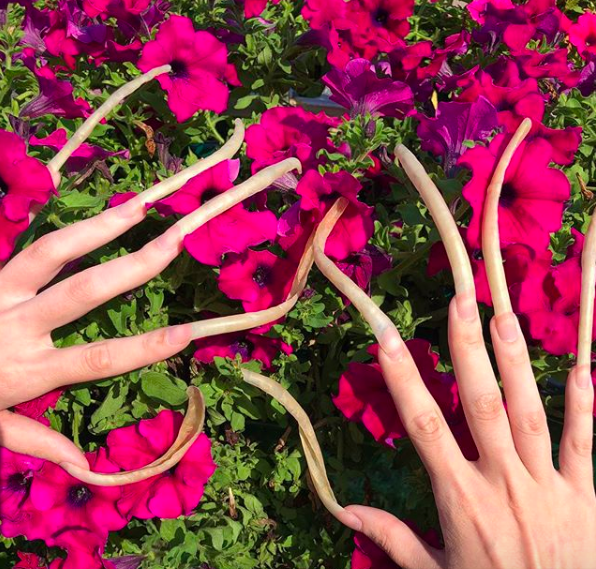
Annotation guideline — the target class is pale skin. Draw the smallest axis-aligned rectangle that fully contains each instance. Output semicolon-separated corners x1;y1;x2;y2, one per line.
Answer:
1;72;594;567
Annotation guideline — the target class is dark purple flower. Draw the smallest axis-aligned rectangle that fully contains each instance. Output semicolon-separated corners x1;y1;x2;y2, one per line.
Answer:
20;64;91;120
577;59;596;96
323;58;414;118
417;97;499;175
30;129;130;176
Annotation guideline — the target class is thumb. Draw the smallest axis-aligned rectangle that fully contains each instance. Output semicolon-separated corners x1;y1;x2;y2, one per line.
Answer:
0;410;89;470
344;505;445;569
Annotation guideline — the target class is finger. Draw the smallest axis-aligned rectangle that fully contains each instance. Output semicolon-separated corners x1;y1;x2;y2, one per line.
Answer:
559;366;594;487
0;196;147;301
43;324;192;390
378;334;468;479
0;410;89;469
560;207;596;488
448;294;517;463
22;224;182;332
343;505;445;569
489;314;552;478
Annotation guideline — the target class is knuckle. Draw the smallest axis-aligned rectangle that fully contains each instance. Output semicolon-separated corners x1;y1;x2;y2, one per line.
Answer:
142;328;168;352
514;409;547;437
573;396;594;415
570;437;593;458
455;322;485;350
471;392;504;421
408;409;445;443
26;234;59;264
82;343;113;375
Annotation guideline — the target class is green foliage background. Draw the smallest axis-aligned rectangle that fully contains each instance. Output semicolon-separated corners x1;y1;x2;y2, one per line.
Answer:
1;0;595;567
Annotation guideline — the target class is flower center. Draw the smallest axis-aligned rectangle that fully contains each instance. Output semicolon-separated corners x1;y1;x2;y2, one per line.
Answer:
231;339;254;359
252;265;271;287
499;182;516;207
201;189;219;205
373;7;390;26
7;472;30;493
0;175;8;199
67;484;93;507
170;59;189;79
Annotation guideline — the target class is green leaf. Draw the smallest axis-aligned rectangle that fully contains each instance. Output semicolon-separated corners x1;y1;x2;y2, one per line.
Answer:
141;372;188;406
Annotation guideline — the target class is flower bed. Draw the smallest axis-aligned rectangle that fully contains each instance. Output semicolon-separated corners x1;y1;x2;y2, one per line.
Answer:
0;0;595;567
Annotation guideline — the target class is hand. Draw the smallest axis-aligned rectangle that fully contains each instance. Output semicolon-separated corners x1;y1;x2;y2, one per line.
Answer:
0;195;193;470
338;124;596;569
343;295;596;569
0;150;301;475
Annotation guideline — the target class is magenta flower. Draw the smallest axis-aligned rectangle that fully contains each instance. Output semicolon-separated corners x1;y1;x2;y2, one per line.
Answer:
290;170;374;261
0;448;45;539
457;70;544;135
28;449;127;547
459;134;570;251
516;48;579;87
337;245;392;299
218;249;296;312
240;0;280;17
518;231;596;356
13;388;63;427
49;528;119;569
417;97;499;175
20;63;91;120
30;129;130;176
322;58;414;119
137;15;239;122
194;331;292;369
0;129;56;262
154;160;278;266
351;532;398;569
333;341;476;458
301;0;352;30
245;106;340;173
569;12;596;60
348;0;415;53
107;410;216;519
13;553;47;569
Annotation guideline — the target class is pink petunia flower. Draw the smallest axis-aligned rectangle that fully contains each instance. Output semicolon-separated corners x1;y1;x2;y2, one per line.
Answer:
48;528;121;569
218;248;296;312
239;0;281;18
19;61;91;120
569;12;596;60
28;449;128;547
137;15;239;122
30;129;130;176
194;331;292;369
12;552;47;569
0;448;45;539
299;170;375;261
520;230;596;356
323;58;414;119
154;160;278;266
245;106;340;174
13;388;63;427
351;532;398;569
333;341;477;458
0;129;56;262
107;410;217;519
459;134;570;252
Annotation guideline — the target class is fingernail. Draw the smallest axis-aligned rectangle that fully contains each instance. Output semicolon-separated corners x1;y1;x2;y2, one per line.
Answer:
495;312;519;343
166;324;191;346
156;227;181;251
116;197;141;218
575;366;592;390
456;292;478;322
380;327;405;361
341;507;363;532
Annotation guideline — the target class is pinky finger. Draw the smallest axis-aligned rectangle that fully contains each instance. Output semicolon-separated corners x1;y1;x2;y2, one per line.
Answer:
344;505;445;569
0;410;89;469
559;366;594;488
